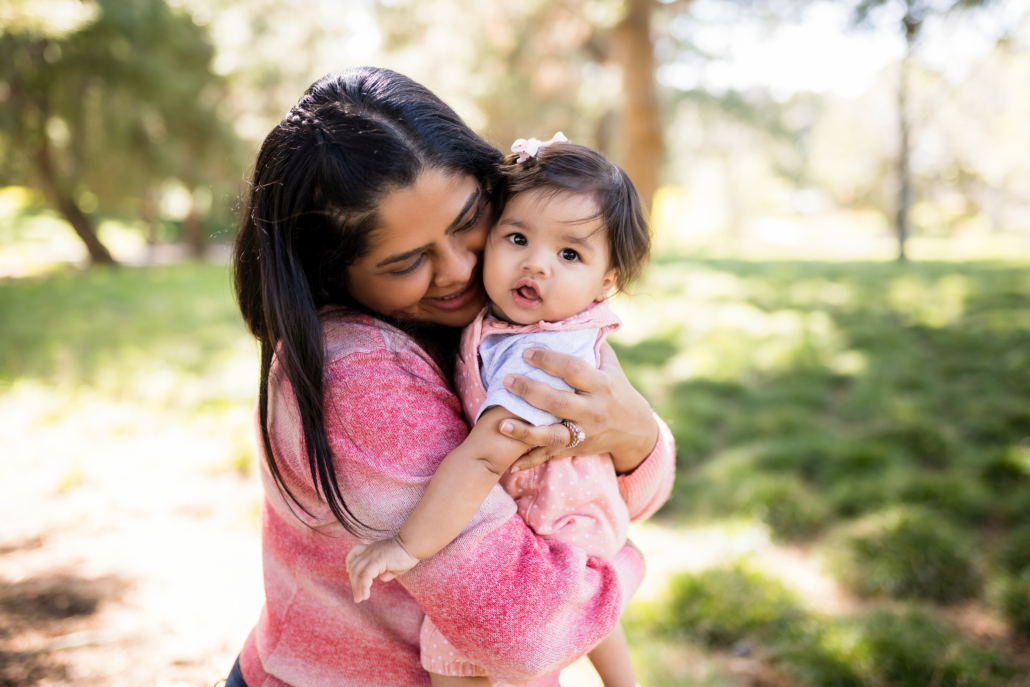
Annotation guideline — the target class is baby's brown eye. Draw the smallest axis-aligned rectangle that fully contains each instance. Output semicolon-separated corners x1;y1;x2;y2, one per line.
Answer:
560;248;579;262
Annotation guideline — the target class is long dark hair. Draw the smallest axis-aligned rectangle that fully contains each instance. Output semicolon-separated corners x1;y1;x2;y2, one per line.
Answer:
232;67;502;535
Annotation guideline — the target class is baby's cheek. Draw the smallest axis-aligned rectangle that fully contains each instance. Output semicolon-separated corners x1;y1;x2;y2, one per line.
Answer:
481;245;510;302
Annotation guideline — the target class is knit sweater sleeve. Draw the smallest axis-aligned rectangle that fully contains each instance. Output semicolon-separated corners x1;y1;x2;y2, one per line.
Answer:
319;341;645;686
618;413;677;523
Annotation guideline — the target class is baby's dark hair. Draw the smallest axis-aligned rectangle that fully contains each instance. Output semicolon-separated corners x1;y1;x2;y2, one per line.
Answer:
497;142;652;292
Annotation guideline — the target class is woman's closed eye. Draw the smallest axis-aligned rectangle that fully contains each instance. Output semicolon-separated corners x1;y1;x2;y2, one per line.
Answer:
457;201;483;233
391;254;426;275
559;248;580;262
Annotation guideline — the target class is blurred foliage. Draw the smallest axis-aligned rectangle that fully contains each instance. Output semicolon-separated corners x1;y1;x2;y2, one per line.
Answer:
664;562;807;646
608;256;1030;672
0;0;242;260
636;560;1020;687
779;609;1017;687
827;506;981;603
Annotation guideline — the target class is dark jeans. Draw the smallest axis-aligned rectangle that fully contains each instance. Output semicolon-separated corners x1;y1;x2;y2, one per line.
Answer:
225;657;248;687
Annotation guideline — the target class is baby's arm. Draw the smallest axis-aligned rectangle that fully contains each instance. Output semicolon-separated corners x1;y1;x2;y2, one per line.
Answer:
346;405;530;602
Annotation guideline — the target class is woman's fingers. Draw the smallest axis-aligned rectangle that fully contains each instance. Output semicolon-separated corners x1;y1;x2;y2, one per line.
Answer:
499;417;570;449
499;418;574;472
511;443;570;472
503;373;583;420
521;348;601;392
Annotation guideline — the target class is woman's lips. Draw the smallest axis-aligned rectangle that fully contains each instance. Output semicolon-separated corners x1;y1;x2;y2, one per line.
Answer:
424;279;482;311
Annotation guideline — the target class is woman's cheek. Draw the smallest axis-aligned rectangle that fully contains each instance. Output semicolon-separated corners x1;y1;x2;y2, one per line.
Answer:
395;273;434;316
465;222;489;256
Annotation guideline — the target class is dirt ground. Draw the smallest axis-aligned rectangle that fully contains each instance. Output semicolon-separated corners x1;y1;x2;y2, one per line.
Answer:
0;379;265;687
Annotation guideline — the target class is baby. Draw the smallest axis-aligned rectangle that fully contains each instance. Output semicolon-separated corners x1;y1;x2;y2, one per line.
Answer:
347;133;651;687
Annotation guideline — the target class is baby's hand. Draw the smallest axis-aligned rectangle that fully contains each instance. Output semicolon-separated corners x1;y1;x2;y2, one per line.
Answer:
345;536;420;603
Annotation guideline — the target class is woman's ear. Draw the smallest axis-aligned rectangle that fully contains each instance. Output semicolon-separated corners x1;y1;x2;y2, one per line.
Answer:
595;269;619;302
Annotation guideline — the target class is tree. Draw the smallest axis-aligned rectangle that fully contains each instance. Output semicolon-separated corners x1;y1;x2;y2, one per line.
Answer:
0;0;237;265
610;0;666;213
852;0;996;261
374;0;674;212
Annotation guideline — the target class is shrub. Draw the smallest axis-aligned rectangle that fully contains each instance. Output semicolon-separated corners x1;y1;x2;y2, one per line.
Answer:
829;507;980;603
996;524;1030;575
982;445;1030;489
780;610;1015;687
860;610;1011;687
897;472;991;526
665;562;806;647
739;475;830;541
994;574;1030;639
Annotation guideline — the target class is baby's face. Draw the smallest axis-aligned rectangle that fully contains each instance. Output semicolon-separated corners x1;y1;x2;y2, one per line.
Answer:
484;188;617;325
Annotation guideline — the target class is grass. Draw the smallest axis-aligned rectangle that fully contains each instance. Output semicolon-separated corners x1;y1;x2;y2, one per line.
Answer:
642;563;1019;687
0;263;247;387
827;506;981;603
608;256;1030;682
5;253;1030;683
664;561;807;646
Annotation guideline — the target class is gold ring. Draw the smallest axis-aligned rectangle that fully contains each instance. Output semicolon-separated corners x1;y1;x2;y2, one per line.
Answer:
562;420;586;449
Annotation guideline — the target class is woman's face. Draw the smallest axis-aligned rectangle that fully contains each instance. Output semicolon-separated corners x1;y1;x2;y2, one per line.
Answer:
345;169;489;328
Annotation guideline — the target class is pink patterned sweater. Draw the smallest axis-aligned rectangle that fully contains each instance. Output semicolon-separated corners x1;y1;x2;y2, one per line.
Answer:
238;307;676;687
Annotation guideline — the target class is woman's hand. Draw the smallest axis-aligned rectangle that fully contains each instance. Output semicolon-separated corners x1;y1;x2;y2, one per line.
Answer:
498;342;659;474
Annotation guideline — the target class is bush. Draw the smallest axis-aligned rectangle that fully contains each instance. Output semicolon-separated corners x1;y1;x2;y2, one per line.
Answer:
996;524;1030;575
665;562;806;647
897;472;991;525
994;574;1030;639
982;445;1030;489
739;475;830;541
860;610;1012;687
829;507;980;603
780;610;1015;687
684;448;832;540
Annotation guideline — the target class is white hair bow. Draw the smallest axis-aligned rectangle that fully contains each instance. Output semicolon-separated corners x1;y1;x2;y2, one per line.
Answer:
511;132;568;163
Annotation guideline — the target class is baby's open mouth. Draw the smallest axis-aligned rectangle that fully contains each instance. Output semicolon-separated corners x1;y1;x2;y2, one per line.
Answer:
516;285;540;301
512;279;543;308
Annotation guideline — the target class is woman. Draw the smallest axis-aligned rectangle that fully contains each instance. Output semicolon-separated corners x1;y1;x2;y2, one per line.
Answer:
227;67;675;687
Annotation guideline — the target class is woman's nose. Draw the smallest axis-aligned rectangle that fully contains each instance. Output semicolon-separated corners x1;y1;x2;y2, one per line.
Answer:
433;235;477;287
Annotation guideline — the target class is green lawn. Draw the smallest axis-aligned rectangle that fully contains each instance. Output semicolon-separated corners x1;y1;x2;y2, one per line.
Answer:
3;257;1030;685
610;257;1030;685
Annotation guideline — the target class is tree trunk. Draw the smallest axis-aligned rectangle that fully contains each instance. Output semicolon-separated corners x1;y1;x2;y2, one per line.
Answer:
183;191;207;260
896;10;916;263
611;0;663;213
36;138;116;266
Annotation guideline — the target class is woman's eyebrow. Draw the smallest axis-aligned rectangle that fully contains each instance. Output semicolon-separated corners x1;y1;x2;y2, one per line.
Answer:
375;187;481;268
376;242;433;268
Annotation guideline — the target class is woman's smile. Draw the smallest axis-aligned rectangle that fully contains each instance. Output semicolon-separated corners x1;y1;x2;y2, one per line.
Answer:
424;277;483;311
